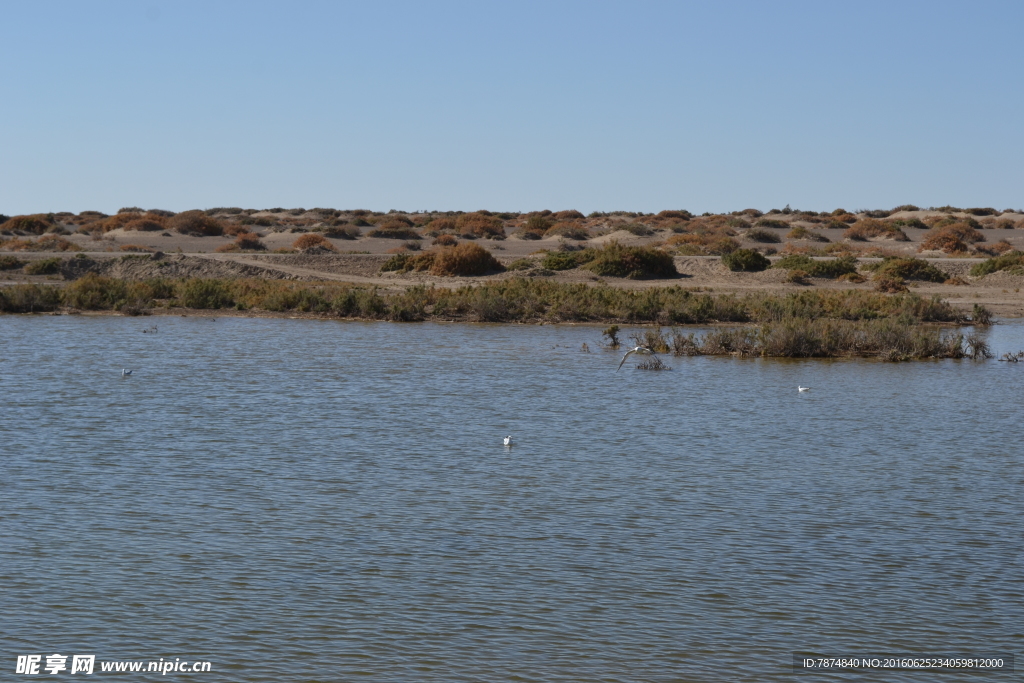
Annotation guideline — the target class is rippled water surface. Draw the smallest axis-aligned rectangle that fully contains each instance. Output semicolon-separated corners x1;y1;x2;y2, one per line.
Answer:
3;316;1023;681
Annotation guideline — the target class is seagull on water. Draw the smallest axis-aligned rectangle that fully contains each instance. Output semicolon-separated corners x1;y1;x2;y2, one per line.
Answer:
504;435;513;447
122;369;133;376
617;345;658;371
798;386;810;392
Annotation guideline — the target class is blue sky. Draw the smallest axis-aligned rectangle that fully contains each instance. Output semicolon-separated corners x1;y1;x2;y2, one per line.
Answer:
1;0;1021;215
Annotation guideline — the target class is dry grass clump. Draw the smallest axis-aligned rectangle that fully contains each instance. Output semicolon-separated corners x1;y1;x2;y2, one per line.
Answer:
837;272;867;283
433;234;458;247
168;210;224;236
874;276;908;293
119;244;152;252
919;221;986;254
844;218;909;242
554;210;585;220
665;233;739;255
292;233;337;252
4;235;81;252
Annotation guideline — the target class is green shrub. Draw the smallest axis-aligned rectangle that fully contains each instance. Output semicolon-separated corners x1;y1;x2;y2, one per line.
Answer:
889;218;927;230
0;255;26;270
380;253;413;272
754;218;788;230
63;274;128;309
619;223;653;236
745;228;782;243
722;248;770;272
24;258;62;275
871;257;948;282
773;255;858;279
179;279;234;308
0;284;61;312
970;251;1024;277
892;204;920;212
506;258;536;271
582;242;677;279
542;250;594;271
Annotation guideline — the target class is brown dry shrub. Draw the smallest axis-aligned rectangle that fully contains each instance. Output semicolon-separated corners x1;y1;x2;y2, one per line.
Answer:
292;233;337;251
5;214;56;235
234;232;266;251
169;210;224;236
119;244;152;252
554;210;585;220
845;218;909;242
545;221;589;240
875;276;908;293
367;219;421;239
944;276;969;286
223;223;252;237
975;239;1013;256
426;217;458;235
433;234;458;246
919;231;967;254
429;242;505;276
837;272;867;283
455;213;505;238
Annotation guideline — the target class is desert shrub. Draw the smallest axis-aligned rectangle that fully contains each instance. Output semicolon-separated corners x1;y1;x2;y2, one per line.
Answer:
554;210;585;220
5;214;55;235
545;222;589;240
657;210;692;220
63;273;129;309
433;234;458;246
380;253;413;272
123;217;166;231
118;206;144;214
845;218;909;241
23;258;62;275
665;233;739;255
919;221;985;254
970;251;1024;277
292;233;337;251
774;255;858;279
517;215;553;239
892;204;920;212
169;210;223;236
870;257;948;282
722;248;770;272
786;269;810;284
542;249;594;271
837;272;867;283
205;207;244;215
506;258;535;271
754;218;788;230
0;284;62;312
429;242;505;276
874;276;908;293
179;279;234;308
119;244;151;252
975;239;1014;256
455;212;505;239
786;225;830;242
234;232;266;251
323;225;359;239
367;219;421;239
745;228;782;243
863;210;892;219
619;223;653;236
888;217;927;230
0;255;25;270
966;207;997;216
582;242;677;279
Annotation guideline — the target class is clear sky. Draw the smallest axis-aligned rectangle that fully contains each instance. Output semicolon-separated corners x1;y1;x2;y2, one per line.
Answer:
2;0;1021;215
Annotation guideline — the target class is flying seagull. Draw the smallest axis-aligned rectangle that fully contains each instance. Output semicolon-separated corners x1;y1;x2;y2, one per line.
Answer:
504;435;513;447
798;386;810;392
122;369;133;376
617;345;658;371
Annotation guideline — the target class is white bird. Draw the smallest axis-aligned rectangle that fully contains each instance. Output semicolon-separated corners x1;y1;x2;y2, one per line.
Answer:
798;386;810;392
503;435;513;447
617;345;658;371
122;369;133;376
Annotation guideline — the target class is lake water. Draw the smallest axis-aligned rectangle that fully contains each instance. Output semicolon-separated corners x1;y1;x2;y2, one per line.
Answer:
2;315;1022;681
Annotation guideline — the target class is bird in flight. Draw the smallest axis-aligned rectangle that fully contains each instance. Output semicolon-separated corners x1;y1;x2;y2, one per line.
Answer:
617;345;659;371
